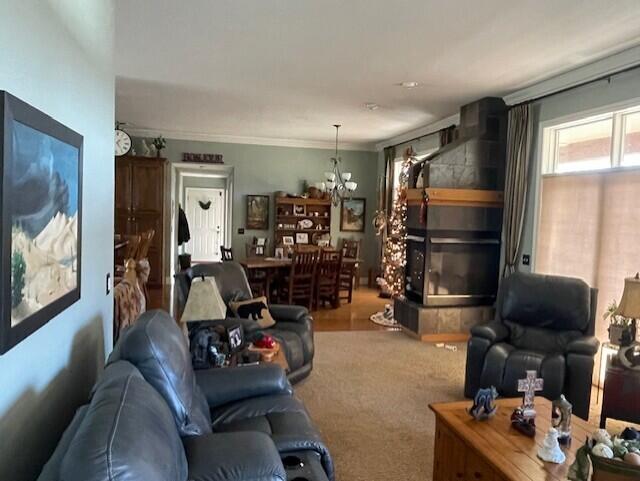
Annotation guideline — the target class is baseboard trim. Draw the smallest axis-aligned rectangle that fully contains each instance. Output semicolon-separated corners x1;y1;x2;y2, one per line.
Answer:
420;332;470;343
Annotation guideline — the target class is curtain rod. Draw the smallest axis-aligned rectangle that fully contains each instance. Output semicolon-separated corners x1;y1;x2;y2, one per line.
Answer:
511;62;640;108
387;62;640;150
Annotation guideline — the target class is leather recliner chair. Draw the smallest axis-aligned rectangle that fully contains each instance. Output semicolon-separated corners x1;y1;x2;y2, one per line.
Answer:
464;272;600;420
175;261;314;384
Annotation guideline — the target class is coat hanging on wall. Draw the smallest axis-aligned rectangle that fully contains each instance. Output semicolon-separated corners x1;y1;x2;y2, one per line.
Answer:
178;206;191;246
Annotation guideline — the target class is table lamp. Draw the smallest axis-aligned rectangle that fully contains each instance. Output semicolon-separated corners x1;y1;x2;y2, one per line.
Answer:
614;273;640;369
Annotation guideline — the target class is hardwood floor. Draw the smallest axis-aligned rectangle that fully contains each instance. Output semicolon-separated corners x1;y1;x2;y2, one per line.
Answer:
312;287;399;332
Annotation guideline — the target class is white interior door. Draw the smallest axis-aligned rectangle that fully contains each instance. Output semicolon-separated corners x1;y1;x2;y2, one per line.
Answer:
184;187;225;262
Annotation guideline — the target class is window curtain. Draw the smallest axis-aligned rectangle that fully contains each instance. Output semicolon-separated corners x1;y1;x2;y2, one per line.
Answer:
502;103;533;277
382;145;396;232
535;169;640;340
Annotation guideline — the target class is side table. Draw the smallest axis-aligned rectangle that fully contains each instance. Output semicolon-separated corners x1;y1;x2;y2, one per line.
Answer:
600;364;640;428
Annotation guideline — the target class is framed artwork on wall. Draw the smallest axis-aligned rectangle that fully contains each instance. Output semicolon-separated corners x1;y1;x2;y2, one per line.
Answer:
246;195;269;230
0;91;83;354
282;236;294;246
340;197;366;232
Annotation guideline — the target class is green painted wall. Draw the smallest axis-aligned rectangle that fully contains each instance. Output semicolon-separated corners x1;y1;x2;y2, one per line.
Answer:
132;137;379;275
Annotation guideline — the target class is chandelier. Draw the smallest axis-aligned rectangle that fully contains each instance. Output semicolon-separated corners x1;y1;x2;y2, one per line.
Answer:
319;124;357;206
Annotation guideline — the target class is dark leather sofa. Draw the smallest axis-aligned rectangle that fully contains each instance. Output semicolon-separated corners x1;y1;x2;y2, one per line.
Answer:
38;310;333;481
175;261;314;384
464;271;600;420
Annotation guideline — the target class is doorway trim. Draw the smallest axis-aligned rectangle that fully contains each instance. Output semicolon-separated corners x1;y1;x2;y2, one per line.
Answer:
169;163;234;280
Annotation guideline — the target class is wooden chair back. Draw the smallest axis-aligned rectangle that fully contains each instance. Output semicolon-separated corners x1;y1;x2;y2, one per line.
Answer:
284;248;320;309
318;249;341;284
316;249;342;308
136;229;155;261
220;246;234;261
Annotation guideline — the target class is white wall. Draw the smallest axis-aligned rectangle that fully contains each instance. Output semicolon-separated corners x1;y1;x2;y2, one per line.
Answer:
0;2;114;479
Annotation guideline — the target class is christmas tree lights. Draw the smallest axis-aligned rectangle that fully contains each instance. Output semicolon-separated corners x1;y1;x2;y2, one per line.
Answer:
380;148;414;297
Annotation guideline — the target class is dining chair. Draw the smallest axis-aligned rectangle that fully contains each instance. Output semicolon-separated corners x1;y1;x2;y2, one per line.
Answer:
340;238;361;290
115;234;141;277
220;246;234;261
338;257;357;304
315;249;341;309
280;248;320;309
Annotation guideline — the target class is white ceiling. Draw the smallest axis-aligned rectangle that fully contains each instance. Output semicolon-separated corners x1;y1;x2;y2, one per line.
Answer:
115;0;640;150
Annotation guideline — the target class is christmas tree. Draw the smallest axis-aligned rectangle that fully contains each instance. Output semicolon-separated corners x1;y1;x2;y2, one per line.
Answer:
380;148;414;297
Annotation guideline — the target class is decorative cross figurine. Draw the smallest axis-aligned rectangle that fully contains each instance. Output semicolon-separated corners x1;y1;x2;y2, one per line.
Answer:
518;370;544;418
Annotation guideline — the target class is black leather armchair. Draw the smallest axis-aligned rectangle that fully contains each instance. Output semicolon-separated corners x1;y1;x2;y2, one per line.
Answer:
464;272;599;420
175;262;314;383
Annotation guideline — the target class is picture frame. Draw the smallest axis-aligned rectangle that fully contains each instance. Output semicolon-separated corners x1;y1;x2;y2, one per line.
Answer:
296;232;309;244
0;92;83;354
293;204;306;216
274;247;284;259
282;236;294;246
226;324;244;354
317;239;330;247
246;195;269;230
340;197;366;232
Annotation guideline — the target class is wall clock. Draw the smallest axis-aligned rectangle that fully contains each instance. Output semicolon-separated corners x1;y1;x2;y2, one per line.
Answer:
114;126;132;156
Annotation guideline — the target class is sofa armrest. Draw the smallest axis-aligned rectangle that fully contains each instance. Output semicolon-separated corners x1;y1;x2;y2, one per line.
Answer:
470;320;509;343
184;431;286;481
195;363;293;409
566;336;600;356
269;304;310;323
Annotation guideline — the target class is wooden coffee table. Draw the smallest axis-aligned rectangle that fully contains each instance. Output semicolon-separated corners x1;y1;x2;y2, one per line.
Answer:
429;398;591;481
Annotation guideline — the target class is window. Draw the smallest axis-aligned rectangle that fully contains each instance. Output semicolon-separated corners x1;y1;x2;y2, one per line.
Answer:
535;101;640;341
623;110;640;166
542;103;640;174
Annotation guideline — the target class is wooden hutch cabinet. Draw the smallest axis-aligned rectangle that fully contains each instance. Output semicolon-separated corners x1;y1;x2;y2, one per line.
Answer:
274;197;332;247
115;156;166;286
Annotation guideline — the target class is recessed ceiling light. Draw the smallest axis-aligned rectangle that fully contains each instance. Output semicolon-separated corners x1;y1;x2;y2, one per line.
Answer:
400;81;419;89
364;102;379;111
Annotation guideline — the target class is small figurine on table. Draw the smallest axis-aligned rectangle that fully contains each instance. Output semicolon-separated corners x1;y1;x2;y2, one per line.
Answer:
538;427;566;464
517;370;544;419
511;407;536;437
552;395;572;445
468;386;498;420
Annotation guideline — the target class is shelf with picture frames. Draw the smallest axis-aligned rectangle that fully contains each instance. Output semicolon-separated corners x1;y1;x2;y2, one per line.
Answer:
274;196;332;247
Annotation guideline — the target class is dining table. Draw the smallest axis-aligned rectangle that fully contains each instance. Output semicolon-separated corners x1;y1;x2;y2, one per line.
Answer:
241;255;362;304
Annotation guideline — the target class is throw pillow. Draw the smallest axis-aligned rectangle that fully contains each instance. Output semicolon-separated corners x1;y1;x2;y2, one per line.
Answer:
228;296;276;329
181;276;227;324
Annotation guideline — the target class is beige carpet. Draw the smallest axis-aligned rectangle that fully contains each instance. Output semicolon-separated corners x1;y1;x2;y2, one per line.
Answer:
295;331;467;481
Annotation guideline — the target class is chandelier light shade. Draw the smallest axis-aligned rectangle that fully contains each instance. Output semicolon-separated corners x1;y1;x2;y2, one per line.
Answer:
320;125;357;205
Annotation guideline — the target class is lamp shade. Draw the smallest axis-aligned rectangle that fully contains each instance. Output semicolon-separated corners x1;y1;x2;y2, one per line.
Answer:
615;273;640;319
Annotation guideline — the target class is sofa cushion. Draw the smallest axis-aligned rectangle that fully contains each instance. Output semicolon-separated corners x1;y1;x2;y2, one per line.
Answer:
59;361;188;481
500;272;592;332
210;394;334;481
188;262;253;305
184;432;286;481
37;405;89;481
505;321;582;354
499;350;565;400
108;309;212;436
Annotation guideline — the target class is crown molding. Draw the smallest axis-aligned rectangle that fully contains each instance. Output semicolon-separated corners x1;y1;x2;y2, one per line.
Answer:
125;127;377;152
503;44;640;106
374;113;460;151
